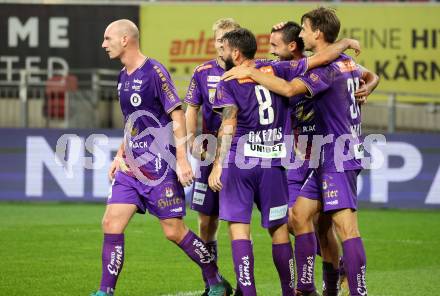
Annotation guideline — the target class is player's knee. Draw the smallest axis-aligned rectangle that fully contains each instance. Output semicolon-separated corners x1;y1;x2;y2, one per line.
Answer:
101;216;124;234
163;228;180;242
291;206;309;228
335;223;360;241
163;225;187;243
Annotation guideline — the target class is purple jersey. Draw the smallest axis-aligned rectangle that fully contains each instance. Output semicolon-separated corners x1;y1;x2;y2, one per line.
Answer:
117;58;181;180
297;54;363;172
214;59;308;166
184;59;224;135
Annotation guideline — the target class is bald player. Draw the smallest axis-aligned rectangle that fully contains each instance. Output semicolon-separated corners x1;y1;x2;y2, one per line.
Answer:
90;19;231;296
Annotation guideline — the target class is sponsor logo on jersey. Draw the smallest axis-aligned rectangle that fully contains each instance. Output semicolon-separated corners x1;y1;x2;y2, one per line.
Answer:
336;59;358;73
208;88;216;104
207;75;221;83
244;143;286;159
130;93;142;107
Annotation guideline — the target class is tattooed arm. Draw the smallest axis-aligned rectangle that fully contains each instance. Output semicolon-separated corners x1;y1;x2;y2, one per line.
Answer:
208;105;238;192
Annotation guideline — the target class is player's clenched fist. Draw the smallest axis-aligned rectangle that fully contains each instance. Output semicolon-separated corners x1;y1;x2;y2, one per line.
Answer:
208;163;223;192
176;158;194;187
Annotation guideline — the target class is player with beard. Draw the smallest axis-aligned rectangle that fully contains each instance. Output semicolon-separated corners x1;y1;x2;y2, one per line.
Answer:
209;28;360;296
222;8;379;296
185;18;240;296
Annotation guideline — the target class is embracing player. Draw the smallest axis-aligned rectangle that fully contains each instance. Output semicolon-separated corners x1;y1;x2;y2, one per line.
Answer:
209;28;361;296
223;7;379;296
270;21;378;296
185;18;240;296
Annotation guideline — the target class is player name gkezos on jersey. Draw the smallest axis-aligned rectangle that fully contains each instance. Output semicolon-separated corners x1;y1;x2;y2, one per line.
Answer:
244;127;286;158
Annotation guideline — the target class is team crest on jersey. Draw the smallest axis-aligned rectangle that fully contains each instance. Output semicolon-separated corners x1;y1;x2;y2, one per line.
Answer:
309;73;319;82
165;187;174;198
130;93;142;107
290;60;299;68
208;89;216;104
322;180;328;190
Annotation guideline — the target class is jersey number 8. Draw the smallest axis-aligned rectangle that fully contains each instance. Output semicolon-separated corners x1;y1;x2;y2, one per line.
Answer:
255;85;274;125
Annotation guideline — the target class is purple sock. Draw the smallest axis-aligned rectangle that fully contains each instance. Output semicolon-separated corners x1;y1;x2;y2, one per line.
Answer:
322;261;339;296
178;231;221;286
232;240;256;296
342;237;367;296
202;241;218;288
295;232;316;293
272;243;296;296
99;233;124;294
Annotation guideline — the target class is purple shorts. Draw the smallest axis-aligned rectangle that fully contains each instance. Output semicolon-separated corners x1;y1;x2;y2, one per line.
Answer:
287;161;315;208
190;164;219;216
219;164;288;229
108;171;186;219
300;169;360;212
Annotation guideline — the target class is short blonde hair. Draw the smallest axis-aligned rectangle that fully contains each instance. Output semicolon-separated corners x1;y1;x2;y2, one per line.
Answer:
212;18;240;35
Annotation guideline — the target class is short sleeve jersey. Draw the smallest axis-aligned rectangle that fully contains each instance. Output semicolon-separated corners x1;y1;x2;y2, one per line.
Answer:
213;59;308;167
184;59;224;135
118;58;181;179
297;53;363;172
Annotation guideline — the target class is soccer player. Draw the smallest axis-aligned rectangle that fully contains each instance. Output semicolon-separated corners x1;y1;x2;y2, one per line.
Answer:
184;18;240;296
91;19;231;296
208;28;360;296
223;8;379;296
269;21;378;296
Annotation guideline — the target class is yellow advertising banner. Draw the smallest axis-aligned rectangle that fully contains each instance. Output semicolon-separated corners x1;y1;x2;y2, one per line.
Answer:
140;4;440;102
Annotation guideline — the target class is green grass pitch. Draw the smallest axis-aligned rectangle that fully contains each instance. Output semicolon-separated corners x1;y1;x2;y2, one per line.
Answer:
0;203;439;295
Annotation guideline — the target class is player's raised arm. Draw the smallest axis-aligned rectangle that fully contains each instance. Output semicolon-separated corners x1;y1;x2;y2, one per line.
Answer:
307;38;361;69
170;107;194;187
222;65;308;98
208;105;238;192
355;65;380;104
